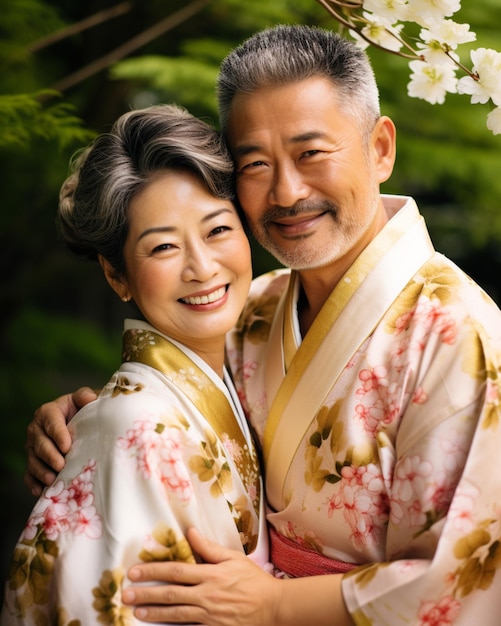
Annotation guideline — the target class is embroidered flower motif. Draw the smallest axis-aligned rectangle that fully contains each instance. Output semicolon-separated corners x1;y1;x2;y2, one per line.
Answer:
92;568;134;624
390;454;433;528
23;460;102;543
117;417;194;503
170;366;207;390
122;329;156;361
447;484;478;534
328;464;388;551
6;461;102;619
109;375;144;397
417;595;461;625
139;522;195;563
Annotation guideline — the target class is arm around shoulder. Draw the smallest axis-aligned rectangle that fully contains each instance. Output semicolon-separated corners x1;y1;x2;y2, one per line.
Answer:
24;386;98;495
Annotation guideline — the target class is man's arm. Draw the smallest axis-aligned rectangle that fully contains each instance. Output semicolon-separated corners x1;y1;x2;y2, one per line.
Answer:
122;528;353;626
24;386;98;495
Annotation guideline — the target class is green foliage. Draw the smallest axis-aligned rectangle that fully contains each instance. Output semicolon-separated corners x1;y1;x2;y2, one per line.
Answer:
111;55;221;121
1;307;119;476
0;91;94;149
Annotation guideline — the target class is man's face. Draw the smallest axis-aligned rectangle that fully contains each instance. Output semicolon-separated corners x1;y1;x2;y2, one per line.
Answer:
227;76;395;271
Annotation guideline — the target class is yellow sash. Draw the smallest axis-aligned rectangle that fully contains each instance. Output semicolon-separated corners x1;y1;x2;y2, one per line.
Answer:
263;205;435;510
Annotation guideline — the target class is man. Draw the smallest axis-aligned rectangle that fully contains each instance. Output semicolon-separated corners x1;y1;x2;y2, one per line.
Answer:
25;25;501;625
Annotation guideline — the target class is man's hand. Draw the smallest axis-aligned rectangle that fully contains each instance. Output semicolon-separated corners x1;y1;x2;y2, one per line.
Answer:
122;527;281;625
122;528;353;626
24;386;98;496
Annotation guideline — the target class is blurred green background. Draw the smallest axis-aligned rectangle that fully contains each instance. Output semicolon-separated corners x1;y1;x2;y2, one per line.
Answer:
1;0;500;592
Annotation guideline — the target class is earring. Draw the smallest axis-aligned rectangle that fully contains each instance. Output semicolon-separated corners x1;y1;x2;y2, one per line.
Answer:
121;295;130;303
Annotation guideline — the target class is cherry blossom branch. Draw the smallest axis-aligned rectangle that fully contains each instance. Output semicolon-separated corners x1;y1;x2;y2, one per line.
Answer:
314;0;501;134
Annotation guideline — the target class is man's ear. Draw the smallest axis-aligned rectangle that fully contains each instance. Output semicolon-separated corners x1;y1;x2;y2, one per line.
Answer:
371;116;397;184
98;254;130;302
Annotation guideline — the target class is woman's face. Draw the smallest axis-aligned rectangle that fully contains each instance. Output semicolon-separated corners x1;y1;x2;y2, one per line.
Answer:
107;169;252;371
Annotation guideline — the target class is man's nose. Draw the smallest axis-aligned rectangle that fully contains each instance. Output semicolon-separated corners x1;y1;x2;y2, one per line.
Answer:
269;162;309;207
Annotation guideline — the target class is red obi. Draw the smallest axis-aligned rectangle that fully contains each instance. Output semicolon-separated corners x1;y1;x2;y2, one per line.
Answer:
270;527;359;577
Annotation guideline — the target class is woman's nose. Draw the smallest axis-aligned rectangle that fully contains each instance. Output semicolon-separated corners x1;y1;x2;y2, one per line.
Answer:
181;242;218;282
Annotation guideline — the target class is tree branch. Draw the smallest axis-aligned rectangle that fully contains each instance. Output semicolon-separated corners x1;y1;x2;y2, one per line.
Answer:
51;0;211;93
29;2;133;53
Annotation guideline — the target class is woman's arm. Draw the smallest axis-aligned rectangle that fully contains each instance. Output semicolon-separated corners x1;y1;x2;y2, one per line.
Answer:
24;386;97;495
122;528;353;626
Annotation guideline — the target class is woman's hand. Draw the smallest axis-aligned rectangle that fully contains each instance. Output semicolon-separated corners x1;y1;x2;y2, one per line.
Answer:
24;386;97;495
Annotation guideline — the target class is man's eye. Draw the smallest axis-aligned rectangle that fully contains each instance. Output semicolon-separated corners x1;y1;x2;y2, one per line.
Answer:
240;160;265;171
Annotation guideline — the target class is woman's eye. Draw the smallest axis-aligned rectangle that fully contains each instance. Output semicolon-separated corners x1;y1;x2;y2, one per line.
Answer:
152;243;172;253
210;225;230;236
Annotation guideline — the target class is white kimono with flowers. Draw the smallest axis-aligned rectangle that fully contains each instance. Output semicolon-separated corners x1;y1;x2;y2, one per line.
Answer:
226;196;501;625
1;320;268;626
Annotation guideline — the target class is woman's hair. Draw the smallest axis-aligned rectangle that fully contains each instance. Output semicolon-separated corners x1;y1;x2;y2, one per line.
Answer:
217;24;381;136
57;104;234;276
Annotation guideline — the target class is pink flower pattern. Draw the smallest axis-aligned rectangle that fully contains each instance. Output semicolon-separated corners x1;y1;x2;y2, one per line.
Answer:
418;596;461;625
23;459;102;542
329;464;388;551
390;455;433;527
117;417;194;503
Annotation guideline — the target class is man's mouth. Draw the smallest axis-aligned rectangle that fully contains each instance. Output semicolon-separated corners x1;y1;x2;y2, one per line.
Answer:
271;212;328;237
179;286;227;305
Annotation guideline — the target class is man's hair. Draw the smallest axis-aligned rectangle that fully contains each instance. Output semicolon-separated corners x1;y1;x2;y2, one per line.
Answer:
57;104;234;276
217;24;381;135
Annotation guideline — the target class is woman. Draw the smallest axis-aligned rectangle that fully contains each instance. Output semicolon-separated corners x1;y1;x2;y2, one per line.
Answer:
1;104;268;625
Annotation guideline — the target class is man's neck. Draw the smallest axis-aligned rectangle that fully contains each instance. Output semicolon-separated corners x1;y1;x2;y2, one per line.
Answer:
296;195;400;336
296;268;343;336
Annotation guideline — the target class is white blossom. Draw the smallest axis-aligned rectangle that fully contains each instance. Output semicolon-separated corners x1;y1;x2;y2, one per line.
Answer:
487;107;501;135
457;48;501;106
319;0;501;135
407;59;458;104
362;0;409;22
353;12;404;52
420;20;476;49
416;39;459;67
405;0;461;28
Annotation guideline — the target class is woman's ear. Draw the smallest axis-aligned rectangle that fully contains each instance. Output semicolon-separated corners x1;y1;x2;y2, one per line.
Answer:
98;255;131;302
371;115;397;184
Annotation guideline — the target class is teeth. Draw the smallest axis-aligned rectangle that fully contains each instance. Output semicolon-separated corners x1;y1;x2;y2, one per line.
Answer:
181;286;226;305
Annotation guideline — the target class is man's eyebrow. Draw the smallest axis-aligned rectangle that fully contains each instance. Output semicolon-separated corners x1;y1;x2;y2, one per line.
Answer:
289;131;329;143
232;131;329;157
232;144;261;158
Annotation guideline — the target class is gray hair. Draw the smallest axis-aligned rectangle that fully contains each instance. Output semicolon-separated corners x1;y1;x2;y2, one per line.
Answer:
57;104;234;276
217;24;380;135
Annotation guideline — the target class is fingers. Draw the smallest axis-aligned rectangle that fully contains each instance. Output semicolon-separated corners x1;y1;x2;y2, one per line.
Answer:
27;414;68;468
123;564;208;623
23;388;98;497
73;386;99;413
187;527;239;564
127;559;209;587
24;451;58;495
124;583;205;624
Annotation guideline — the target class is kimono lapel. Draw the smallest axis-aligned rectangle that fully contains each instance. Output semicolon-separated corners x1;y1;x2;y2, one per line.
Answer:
263;202;435;510
122;326;261;514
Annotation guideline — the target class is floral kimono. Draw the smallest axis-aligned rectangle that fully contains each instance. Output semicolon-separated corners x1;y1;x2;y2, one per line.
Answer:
226;196;501;625
1;320;268;625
